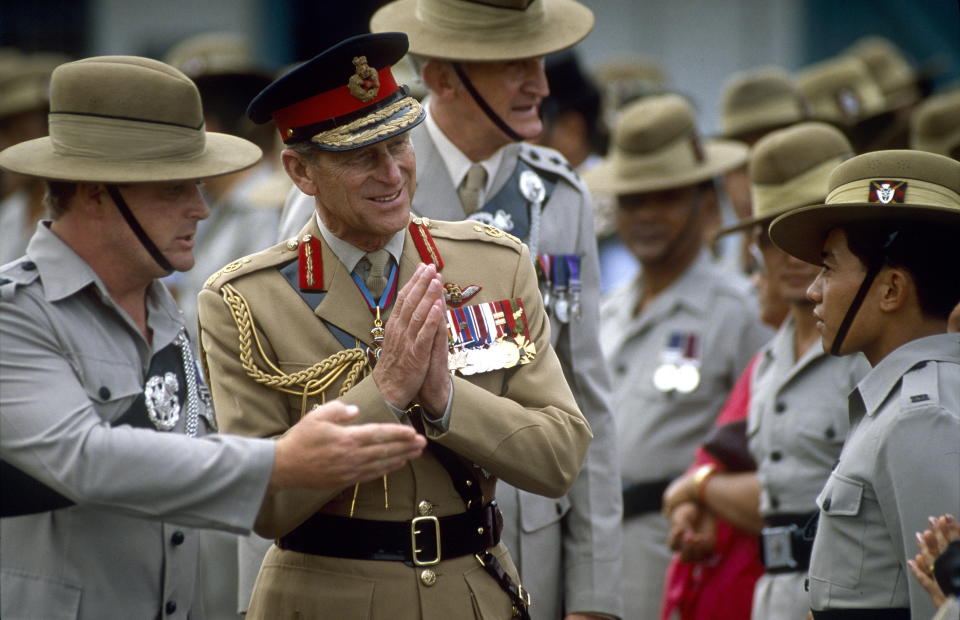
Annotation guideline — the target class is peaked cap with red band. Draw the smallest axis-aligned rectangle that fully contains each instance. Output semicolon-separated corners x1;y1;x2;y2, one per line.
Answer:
246;32;424;151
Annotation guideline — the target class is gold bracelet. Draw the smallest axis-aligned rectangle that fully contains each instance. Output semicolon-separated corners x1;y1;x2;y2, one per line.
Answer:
693;463;720;502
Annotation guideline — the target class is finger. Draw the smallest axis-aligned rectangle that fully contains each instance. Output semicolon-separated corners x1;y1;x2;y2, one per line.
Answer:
391;263;423;316
351;422;422;444
308;401;359;424
397;264;435;325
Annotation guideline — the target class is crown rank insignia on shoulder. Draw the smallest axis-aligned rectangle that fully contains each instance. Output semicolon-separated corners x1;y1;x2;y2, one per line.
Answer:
446;298;536;376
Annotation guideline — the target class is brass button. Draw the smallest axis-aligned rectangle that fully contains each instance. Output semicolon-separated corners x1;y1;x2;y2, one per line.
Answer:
301;234;312;243
285;239;299;251
465;480;473;487
417;500;434;516
420;568;437;586
477;527;485;535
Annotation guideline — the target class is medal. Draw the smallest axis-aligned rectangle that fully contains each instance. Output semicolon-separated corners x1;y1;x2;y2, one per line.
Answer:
565;254;582;322
653;331;702;393
552;256;569;324
350;261;399;364
536;253;553;313
676;333;701;394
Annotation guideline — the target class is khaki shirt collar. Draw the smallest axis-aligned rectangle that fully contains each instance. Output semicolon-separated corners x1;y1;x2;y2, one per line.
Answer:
855;333;960;416
314;212;405;273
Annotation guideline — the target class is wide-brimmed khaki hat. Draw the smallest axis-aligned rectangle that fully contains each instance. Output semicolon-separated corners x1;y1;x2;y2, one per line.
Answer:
719;67;806;140
0;51;70;120
769;149;960;264
846;36;919;110
0;56;261;183
584;93;748;196
164;31;270;82
910;89;960;156
370;0;593;62
796;56;886;127
716;122;852;236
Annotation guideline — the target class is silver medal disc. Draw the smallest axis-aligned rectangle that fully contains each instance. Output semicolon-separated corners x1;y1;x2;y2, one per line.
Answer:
652;363;678;392
144;372;181;431
675;364;701;394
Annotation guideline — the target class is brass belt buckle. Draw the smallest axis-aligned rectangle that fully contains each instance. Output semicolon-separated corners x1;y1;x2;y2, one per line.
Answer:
517;583;532;607
411;515;441;566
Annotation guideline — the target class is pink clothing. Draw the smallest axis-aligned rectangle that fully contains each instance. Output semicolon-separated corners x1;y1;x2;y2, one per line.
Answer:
661;354;763;620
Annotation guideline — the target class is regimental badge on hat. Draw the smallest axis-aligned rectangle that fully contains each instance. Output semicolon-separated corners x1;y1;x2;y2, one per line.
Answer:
869;180;907;204
835;87;862;121
349;56;380;102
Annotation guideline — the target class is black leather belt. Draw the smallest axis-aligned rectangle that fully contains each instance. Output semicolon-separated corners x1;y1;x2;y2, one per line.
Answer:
622;479;672;519
760;512;817;574
278;502;502;567
811;609;909;619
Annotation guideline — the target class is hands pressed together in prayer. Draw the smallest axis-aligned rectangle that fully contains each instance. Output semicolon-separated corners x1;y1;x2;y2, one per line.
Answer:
373;263;452;418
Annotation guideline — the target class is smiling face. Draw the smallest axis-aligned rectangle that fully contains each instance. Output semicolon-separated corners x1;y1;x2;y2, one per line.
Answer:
118;180;209;274
295;133;416;249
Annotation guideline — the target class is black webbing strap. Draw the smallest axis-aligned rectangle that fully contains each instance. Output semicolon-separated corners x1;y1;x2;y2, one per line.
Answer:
106;184;175;274
829;231;899;356
451;63;524;143
811;609;909;619
409;404;531;619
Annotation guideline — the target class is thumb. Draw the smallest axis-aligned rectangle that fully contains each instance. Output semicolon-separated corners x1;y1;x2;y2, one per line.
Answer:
308;400;360;424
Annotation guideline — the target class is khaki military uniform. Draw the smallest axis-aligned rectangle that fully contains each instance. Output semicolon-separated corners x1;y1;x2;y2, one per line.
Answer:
747;317;870;620
809;334;960;619
198;216;590;620
600;251;771;619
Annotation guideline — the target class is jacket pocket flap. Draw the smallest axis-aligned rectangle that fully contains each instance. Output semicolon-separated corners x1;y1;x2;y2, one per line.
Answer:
816;472;863;516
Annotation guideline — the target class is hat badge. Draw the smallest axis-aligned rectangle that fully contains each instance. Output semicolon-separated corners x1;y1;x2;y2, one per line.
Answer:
348;56;380;103
869;180;907;204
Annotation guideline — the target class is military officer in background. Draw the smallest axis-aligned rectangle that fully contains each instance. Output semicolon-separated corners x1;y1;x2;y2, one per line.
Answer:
277;2;624;619
769;149;960;619
589;93;772;619
199;32;591;620
0;55;425;620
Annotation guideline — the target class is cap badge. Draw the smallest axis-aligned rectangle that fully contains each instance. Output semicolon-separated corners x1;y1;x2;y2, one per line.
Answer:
869;180;907;204
348;56;380;103
443;282;482;307
835;87;861;120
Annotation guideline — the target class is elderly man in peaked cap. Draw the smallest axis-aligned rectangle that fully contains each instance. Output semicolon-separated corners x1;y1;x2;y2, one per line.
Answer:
0;56;427;620
275;3;624;620
198;32;590;620
769;150;960;620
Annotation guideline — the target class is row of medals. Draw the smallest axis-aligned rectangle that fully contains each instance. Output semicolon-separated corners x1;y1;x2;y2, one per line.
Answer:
445;303;533;376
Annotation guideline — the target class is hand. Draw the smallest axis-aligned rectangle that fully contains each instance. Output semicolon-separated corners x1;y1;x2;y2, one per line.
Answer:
907;514;960;608
373;263;445;408
667;501;716;562
417;307;452;418
662;472;697;517
270;400;426;491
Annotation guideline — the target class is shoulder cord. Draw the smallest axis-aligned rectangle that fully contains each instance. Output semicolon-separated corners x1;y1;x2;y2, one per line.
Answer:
219;283;368;410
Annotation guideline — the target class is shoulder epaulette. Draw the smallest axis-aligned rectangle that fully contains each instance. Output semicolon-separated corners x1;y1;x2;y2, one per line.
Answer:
0;259;41;301
518;143;585;190
425;218;523;251
901;360;941;409
202;240;297;291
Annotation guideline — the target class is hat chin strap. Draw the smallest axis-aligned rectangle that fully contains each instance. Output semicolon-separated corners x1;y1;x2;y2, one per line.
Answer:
828;231;899;356
451;62;525;143
105;185;175;274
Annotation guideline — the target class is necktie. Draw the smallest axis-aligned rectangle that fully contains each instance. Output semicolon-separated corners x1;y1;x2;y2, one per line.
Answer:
458;163;488;215
364;249;391;299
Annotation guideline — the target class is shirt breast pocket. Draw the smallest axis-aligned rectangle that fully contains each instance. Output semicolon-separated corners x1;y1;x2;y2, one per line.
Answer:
80;357;143;425
812;472;866;589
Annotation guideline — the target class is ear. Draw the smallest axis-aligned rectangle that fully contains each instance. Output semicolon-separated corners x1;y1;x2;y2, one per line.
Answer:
421;60;459;101
281;149;320;196
876;266;911;313
73;183;109;217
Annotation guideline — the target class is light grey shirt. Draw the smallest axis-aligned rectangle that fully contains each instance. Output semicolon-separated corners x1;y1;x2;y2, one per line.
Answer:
809;333;960;617
0;222;275;620
600;251;773;483
748;317;870;516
